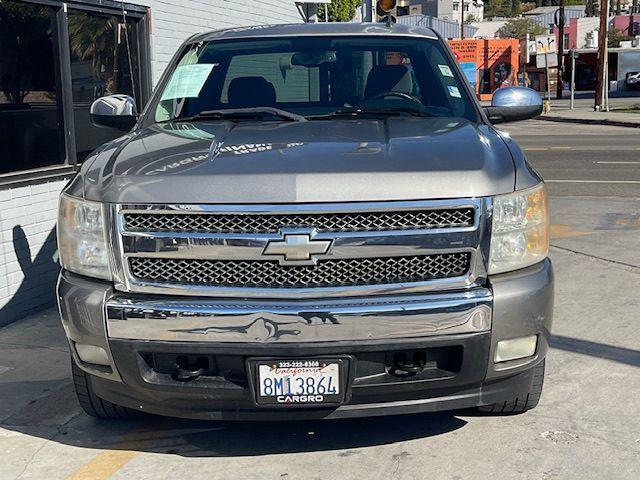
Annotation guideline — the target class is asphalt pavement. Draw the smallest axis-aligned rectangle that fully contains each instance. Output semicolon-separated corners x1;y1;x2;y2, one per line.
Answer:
501;120;640;197
1;120;639;480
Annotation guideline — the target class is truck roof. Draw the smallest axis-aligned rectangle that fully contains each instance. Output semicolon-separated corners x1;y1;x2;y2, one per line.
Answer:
191;22;439;44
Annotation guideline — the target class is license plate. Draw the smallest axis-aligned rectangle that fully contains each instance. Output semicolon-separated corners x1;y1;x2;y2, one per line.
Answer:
253;359;345;405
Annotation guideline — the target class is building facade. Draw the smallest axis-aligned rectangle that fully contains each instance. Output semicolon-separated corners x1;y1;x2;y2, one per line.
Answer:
554;16;600;51
0;0;305;326
451;0;483;23
404;0;482;23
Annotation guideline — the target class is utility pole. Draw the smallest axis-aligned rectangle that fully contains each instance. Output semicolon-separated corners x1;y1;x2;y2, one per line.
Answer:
594;0;609;111
460;0;465;40
556;0;566;99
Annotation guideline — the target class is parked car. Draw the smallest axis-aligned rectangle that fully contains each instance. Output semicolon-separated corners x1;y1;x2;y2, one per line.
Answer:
626;71;640;90
57;21;552;420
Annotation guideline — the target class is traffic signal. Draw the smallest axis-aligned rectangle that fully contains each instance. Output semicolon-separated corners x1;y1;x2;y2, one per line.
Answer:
376;0;397;25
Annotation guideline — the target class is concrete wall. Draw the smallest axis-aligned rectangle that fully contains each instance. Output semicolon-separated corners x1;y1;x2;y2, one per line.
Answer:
0;0;303;326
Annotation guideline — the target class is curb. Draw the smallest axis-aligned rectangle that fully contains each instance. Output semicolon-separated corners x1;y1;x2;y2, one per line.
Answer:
539;115;640;128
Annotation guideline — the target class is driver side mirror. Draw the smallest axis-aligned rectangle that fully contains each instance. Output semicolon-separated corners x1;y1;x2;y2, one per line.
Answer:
90;94;138;131
484;87;543;124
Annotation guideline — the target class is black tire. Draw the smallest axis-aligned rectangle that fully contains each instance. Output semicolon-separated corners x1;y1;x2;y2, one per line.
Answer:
71;359;139;419
477;359;545;414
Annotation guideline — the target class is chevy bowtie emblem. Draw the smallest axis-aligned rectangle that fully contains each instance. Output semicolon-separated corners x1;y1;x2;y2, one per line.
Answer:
262;231;332;265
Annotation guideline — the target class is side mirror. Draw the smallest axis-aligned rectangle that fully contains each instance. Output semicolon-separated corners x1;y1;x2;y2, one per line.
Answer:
484;87;543;124
90;94;138;131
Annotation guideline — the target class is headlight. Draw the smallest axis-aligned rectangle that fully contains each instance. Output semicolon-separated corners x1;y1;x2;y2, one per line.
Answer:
489;183;549;275
58;194;112;280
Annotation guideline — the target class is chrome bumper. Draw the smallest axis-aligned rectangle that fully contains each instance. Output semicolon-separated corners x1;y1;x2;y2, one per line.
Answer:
106;290;492;344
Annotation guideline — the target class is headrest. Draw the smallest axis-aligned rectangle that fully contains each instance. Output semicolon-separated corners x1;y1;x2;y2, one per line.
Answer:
228;76;276;107
364;65;413;99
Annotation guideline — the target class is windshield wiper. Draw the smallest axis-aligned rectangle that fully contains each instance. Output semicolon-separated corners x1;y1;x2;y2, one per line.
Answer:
308;106;435;120
171;107;307;123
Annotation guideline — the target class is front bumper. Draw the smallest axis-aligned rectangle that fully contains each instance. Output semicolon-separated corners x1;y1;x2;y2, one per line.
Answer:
57;259;553;420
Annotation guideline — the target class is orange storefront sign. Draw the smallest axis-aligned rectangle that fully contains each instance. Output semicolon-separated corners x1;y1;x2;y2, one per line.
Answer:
448;39;520;101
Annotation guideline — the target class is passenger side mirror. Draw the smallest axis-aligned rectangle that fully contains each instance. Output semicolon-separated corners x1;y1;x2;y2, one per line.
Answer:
484;87;543;124
90;94;138;131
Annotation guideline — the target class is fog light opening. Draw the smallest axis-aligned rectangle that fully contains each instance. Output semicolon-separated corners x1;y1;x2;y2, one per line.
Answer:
75;344;111;366
495;335;538;363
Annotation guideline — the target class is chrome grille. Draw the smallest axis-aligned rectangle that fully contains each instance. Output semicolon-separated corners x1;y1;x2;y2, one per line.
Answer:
123;208;474;234
128;252;471;288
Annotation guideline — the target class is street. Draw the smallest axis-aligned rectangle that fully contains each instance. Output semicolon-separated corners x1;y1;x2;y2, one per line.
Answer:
1;120;639;480
502;120;640;197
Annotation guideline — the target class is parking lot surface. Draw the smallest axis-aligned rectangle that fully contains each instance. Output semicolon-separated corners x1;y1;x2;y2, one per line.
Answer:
1;120;639;480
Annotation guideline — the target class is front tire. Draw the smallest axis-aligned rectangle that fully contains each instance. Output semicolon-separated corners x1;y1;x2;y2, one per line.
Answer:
477;360;545;414
71;359;139;419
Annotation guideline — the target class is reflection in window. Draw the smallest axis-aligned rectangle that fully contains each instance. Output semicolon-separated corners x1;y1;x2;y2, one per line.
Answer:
0;2;63;174
68;9;141;160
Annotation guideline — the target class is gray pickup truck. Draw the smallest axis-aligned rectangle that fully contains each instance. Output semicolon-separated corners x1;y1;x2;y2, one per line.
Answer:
57;22;553;420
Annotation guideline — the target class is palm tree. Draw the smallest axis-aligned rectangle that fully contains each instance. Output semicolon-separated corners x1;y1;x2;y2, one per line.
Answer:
67;12;120;95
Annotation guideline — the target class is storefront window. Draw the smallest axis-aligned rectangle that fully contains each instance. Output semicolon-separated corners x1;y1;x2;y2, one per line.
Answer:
68;9;142;161
0;2;64;174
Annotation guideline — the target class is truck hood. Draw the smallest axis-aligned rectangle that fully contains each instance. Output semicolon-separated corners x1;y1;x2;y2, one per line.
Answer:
81;117;515;203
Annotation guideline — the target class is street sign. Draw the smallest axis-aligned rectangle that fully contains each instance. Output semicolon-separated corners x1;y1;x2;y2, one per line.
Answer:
535;35;557;54
536;52;558;68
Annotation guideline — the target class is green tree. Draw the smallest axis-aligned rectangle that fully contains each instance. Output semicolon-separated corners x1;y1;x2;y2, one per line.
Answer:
484;0;522;18
484;0;511;18
585;0;599;17
317;0;362;22
497;17;548;38
68;12;119;94
607;27;633;47
510;0;521;16
465;13;481;23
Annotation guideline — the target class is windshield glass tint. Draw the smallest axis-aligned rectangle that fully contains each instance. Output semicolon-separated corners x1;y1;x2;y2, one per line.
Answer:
153;36;477;122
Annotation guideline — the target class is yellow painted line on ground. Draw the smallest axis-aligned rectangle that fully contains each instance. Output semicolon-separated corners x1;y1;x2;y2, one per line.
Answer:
65;425;160;480
550;224;593;240
523;147;549;151
66;450;139;480
549;146;572;150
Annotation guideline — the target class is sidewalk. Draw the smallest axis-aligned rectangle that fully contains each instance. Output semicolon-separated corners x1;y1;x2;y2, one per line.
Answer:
540;107;640;128
541;94;640;127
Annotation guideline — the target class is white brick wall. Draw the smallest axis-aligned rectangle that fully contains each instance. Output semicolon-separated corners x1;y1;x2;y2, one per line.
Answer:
126;0;304;84
0;179;66;325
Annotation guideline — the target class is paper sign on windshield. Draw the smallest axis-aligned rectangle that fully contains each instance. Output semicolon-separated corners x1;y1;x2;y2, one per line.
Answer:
161;64;216;100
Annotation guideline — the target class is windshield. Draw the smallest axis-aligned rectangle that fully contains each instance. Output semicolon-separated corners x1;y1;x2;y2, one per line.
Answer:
152;36;478;123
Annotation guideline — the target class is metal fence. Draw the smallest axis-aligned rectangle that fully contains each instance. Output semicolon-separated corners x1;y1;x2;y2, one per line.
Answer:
397;14;478;39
